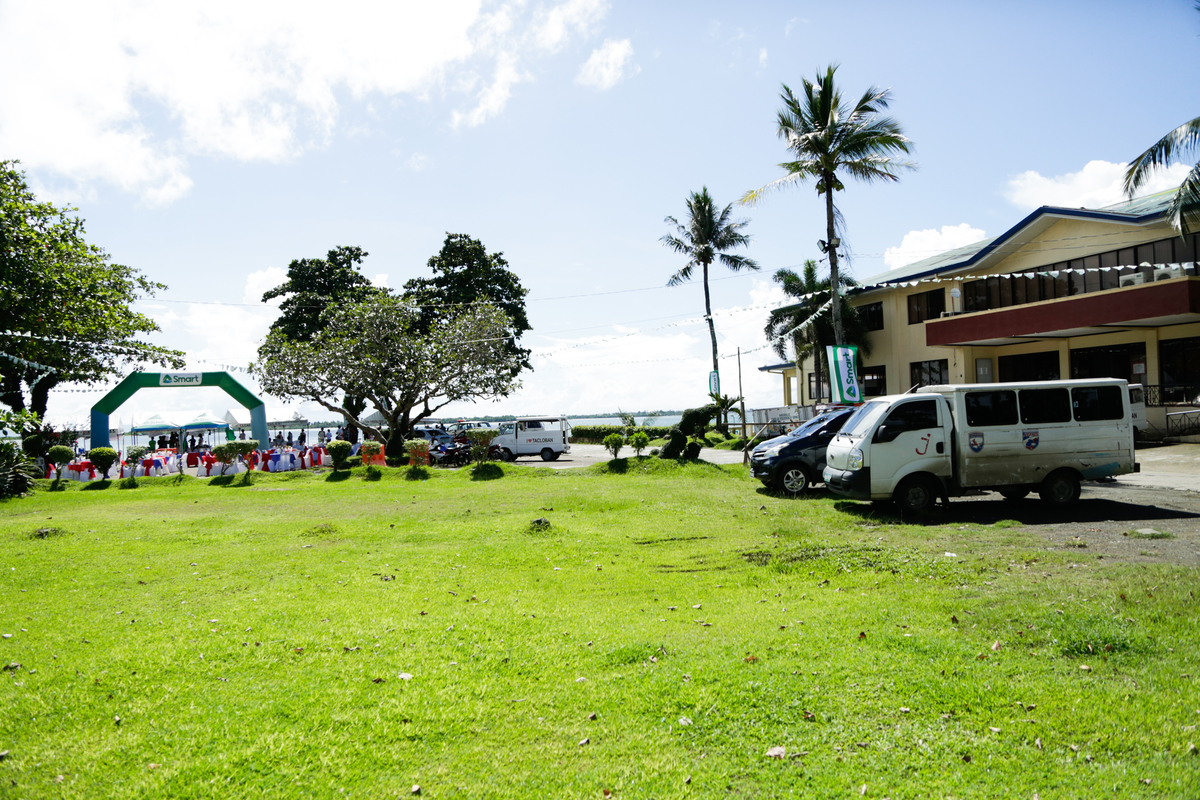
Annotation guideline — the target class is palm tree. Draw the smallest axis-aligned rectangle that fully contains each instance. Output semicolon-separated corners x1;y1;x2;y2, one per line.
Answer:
662;187;759;380
1124;115;1200;234
764;259;871;404
741;65;914;345
708;391;743;434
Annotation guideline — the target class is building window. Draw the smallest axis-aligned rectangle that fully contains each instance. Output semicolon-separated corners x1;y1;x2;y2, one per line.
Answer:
998;350;1060;383
808;372;830;402
1019;388;1071;424
955;232;1200;316
859;365;887;397
907;288;945;324
910;359;949;388
965;390;1019;427
1070;342;1147;385
860;302;884;331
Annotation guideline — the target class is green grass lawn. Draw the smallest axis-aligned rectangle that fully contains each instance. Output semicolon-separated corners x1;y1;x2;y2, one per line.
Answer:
1;462;1197;798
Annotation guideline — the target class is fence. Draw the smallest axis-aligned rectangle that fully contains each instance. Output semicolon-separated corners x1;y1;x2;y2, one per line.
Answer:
1143;384;1200;407
1165;408;1200;439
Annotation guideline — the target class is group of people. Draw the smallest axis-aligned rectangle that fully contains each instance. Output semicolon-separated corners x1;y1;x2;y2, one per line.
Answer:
148;429;239;453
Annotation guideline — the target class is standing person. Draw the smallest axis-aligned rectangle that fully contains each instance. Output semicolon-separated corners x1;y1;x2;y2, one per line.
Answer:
239;430;246;440
286;431;294;448
298;429;307;447
318;428;326;445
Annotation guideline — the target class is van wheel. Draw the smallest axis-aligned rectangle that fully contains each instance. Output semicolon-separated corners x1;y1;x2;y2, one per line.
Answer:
1039;470;1080;507
540;448;555;461
777;464;811;494
895;475;937;515
500;448;514;462
999;487;1030;501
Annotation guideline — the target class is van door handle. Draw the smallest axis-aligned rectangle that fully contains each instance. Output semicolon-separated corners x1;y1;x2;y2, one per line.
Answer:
936;442;944;454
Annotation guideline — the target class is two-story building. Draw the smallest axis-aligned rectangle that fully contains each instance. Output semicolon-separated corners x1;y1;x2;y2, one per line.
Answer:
760;189;1200;436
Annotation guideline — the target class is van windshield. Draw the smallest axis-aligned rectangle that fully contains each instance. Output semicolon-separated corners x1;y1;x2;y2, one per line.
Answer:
838;401;890;439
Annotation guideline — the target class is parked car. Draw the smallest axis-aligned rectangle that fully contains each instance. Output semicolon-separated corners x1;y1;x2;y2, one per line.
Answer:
749;407;855;493
412;427;453;447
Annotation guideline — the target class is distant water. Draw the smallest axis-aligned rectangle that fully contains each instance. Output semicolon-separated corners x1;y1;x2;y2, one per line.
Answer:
569;413;743;428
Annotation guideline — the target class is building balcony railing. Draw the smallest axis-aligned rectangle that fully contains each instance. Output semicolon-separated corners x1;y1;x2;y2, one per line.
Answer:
1144;384;1200;407
1166;408;1200;438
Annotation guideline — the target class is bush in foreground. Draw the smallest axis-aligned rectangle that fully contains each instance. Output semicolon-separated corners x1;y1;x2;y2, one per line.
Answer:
327;440;352;470
602;433;624;459
87;447;118;476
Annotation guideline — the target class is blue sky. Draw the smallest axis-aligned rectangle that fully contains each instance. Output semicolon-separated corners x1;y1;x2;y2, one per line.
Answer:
3;0;1199;428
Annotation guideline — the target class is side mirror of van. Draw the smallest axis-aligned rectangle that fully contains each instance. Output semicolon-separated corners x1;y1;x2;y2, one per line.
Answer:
874;423;903;443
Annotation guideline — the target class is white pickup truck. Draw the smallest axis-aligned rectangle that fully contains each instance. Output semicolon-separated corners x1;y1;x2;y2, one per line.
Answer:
823;378;1139;513
492;416;572;462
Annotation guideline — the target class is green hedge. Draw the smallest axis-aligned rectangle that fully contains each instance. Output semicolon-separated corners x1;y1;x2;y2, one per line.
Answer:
570;425;674;443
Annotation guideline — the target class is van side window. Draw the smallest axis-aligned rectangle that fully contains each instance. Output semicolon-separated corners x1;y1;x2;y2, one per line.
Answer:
1019;388;1071;424
965;390;1018;426
1072;386;1124;421
882;399;939;430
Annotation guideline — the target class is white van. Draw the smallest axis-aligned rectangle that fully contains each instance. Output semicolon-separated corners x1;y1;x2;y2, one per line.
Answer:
492;416;571;461
823;378;1138;513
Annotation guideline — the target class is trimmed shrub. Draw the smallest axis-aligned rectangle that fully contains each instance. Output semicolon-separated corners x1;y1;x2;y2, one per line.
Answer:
233;440;258;460
602;433;624;459
327;439;352;470
649;448;660;456
404;439;430;466
570;425;674;443
678;404;718;437
386;456;409;468
629;431;650;457
210;443;238;475
125;445;149;465
659;428;687;459
47;445;73;473
345;456;362;468
87;447;118;476
684;440;703;459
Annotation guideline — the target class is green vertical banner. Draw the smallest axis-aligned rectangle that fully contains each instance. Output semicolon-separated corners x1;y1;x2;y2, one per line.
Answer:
708;370;720;395
825;345;863;405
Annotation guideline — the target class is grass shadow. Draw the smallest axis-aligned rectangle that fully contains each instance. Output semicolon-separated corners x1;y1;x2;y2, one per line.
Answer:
118;477;138;490
471;463;504;481
832;493;1200;527
208;473;255;488
81;480;112;491
405;465;431;481
324;469;353;483
606;458;629;474
363;466;383;482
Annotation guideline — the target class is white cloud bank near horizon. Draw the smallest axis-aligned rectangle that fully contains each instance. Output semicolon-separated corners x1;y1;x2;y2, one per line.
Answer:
1004;159;1191;211
0;0;619;205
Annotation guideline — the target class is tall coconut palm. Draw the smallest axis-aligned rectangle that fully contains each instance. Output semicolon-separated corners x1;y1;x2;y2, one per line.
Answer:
1124;114;1200;234
765;259;871;403
741;65;914;345
662;187;759;380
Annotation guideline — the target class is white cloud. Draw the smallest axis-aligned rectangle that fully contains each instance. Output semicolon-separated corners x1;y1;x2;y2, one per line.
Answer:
1004;159;1192;211
575;39;639;90
370;273;390;288
885;223;987;270
0;0;614;203
533;0;609;52
243;267;288;305
758;48;768;67
406;152;431;171
784;17;806;35
452;52;525;129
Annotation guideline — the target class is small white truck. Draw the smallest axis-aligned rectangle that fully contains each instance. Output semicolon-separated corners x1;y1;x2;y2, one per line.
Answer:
823;378;1139;513
492;416;572;462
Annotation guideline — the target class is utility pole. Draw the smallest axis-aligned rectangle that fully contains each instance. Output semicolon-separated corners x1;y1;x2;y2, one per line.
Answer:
738;347;749;465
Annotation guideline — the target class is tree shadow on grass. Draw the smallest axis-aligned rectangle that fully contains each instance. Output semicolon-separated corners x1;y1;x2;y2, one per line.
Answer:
405;466;431;481
325;469;353;483
209;472;254;488
606;458;629;474
471;463;504;481
832;495;1200;527
81;480;112;491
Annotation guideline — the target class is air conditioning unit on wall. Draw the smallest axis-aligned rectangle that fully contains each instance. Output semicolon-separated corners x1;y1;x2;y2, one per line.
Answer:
1154;265;1182;281
1119;272;1145;288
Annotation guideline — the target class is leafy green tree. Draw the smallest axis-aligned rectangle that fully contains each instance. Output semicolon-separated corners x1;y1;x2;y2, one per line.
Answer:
741;66;914;345
259;245;382;443
629;430;650;457
0;161;184;418
403;233;532;377
602;433;624;459
707;391;743;435
662;187;759;379
764;259;872;402
253;295;522;459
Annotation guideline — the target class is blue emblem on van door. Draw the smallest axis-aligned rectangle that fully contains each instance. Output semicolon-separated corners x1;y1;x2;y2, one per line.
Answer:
968;432;985;452
1022;429;1039;450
